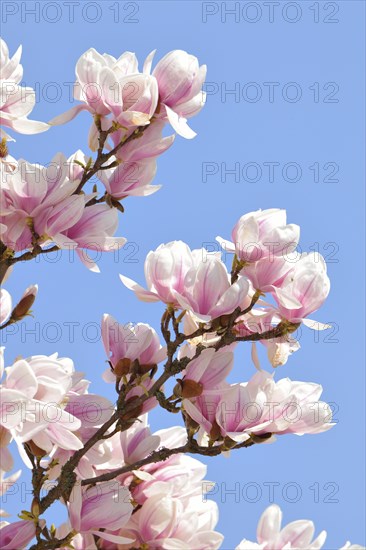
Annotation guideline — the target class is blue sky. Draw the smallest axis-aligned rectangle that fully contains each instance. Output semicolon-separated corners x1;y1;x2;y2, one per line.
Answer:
1;1;365;548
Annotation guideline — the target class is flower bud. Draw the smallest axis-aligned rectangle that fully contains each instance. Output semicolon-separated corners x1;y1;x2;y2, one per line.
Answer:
114;358;132;377
180;379;203;399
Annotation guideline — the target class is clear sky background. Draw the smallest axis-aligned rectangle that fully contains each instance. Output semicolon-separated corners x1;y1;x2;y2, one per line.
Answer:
1;1;365;548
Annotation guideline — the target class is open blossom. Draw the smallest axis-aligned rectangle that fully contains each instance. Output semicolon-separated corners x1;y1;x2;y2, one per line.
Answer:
1;350;83;457
97;157;159;200
120;240;198;305
235;308;300;368
272;253;330;324
151;49;207;139
110;119;175;163
240;255;292;292
0;38;49;140
176;348;234;398
68;481;133;547
64;203;127;272
0;519;44;549
236;504;327;549
115;493;223;550
173;253;250;323
217;209;300;263
102;314;166;379
121;241;249;321
184;370;333;445
50;47;158;126
0;153;85;252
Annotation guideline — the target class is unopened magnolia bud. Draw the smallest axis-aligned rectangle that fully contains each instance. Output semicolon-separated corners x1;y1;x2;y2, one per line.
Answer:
209;420;222;443
120;396;143;421
137;363;156;375
31;499;40;518
114;358;132;377
26;439;47;458
11;285;38;322
180;379;203;399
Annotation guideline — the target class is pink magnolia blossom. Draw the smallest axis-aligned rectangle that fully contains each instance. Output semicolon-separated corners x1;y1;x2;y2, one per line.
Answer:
151;49;207;139
130;450;208;506
235;308;300;368
179;347;234;397
0;154;85;252
217;209;300;263
97;157;159;199
0;38;49;140
50;47;158;144
173;254;250;323
183;386;228;440
272;253;330;323
241;255;292;292
110;119;175;163
64;203;127;272
0;519;43;549
119;415;160;465
1;350;83;456
102;314;166;380
116;494;223;549
68;481;133;546
216;371;334;443
120;240;198;305
236;504;327;549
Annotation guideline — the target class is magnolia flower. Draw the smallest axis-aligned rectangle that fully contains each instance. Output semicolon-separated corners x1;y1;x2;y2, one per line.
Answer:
241;255;292;292
236;504;327;549
177;348;234;398
101;314;166;379
219;371;334;442
116;494;223;549
0;153;85;252
185;370;334;445
217;209;300;263
120;240;197;305
173;253;250;323
97;157;159;199
1;350;83;456
131;450;209;507
50;47;158;139
272;253;330;324
110;119;175;163
151;49;207;138
0;519;43;549
0;38;49;140
235;308;300;369
64;203;127;272
68;481;133;547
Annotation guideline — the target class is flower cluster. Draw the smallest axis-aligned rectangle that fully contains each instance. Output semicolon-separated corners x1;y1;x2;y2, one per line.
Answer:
0;39;207;272
121;208;331;368
0;36;362;550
